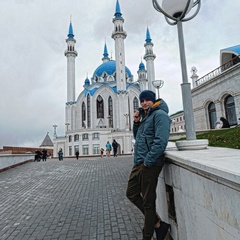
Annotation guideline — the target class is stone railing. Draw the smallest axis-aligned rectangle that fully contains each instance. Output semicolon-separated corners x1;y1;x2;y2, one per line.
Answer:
156;143;240;240
195;55;240;87
0;154;35;171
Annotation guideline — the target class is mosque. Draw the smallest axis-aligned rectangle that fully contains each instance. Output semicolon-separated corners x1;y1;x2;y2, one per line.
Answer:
53;0;157;157
53;0;240;157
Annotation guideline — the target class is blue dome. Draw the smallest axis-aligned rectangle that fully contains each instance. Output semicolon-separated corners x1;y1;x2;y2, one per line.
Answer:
139;62;145;70
93;60;132;78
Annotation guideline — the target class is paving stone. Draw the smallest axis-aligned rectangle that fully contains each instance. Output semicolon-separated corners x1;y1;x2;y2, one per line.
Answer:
0;156;145;239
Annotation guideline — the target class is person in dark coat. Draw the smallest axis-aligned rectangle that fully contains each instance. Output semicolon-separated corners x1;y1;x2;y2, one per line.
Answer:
126;90;171;240
35;150;42;162
220;117;230;128
75;150;79;160
42;149;47;161
112;139;118;157
58;148;63;161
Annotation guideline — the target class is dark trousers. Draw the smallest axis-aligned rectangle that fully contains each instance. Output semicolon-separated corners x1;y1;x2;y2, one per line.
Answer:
126;163;162;239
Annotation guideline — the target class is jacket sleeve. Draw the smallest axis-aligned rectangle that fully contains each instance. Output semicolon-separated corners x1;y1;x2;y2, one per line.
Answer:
133;121;140;139
144;111;171;167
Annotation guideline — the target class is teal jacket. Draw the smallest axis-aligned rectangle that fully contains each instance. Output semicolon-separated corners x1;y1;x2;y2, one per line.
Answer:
133;99;171;167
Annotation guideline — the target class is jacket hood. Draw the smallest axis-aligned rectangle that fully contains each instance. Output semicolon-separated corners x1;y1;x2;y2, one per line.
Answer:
139;99;169;116
153;99;169;114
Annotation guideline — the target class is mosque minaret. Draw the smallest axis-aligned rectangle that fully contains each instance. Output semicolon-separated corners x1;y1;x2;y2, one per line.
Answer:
111;0;127;91
144;27;156;92
64;21;78;132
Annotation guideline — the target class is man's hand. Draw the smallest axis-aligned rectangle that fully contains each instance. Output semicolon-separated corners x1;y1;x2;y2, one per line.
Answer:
134;110;140;122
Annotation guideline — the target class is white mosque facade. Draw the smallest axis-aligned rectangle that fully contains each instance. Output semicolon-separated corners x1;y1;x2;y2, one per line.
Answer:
53;0;157;157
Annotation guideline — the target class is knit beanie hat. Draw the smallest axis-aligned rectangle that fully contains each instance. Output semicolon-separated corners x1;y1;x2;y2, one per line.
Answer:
139;90;156;103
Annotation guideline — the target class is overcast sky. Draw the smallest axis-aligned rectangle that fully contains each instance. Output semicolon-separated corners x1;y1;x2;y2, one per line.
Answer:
0;0;239;148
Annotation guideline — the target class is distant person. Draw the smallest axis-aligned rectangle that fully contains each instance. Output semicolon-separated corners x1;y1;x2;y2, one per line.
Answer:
106;141;112;157
58;148;63;161
42;149;47;161
112;139;118;157
220;117;230;128
100;148;104;158
75;150;79;160
35;150;42;162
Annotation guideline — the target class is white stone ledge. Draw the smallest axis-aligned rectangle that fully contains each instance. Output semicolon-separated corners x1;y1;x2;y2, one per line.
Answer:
0;154;35;170
165;146;240;188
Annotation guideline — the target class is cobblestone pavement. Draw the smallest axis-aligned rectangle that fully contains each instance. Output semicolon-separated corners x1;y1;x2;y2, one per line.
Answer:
0;156;148;240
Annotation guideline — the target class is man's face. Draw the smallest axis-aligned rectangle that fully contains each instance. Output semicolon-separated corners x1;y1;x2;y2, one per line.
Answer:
140;99;154;110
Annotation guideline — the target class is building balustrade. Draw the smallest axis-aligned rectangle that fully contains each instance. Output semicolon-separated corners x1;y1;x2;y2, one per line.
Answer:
196;54;240;87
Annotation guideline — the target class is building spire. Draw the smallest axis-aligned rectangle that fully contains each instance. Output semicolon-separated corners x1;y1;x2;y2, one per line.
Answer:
114;0;122;18
102;40;110;62
68;17;74;39
146;27;152;44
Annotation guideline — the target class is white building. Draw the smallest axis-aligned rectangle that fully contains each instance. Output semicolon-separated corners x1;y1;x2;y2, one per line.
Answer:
191;46;240;130
54;0;157;157
170;111;185;133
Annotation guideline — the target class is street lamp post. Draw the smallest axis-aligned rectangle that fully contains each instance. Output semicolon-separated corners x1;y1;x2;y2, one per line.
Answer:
152;0;208;150
52;124;58;138
152;80;164;99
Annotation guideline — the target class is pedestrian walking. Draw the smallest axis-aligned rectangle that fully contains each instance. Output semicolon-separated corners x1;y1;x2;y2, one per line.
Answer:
75;150;79;160
100;148;104;158
58;148;63;161
126;90;171;240
112;139;118;157
106;141;112;157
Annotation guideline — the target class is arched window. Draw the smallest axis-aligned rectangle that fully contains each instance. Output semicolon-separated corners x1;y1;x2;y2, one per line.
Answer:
82;102;86;128
224;95;237;125
133;97;139;111
87;94;91;128
108;96;113;128
97;95;104;119
208;102;217;129
74;134;79;141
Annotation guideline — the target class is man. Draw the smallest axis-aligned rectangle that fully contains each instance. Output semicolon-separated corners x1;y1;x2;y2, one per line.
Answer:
75;150;79;160
112;139;118;157
42;148;47;162
126;90;171;240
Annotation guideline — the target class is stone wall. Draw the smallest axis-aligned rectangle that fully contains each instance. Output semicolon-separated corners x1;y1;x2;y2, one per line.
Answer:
156;146;240;240
0;154;35;171
0;146;53;155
